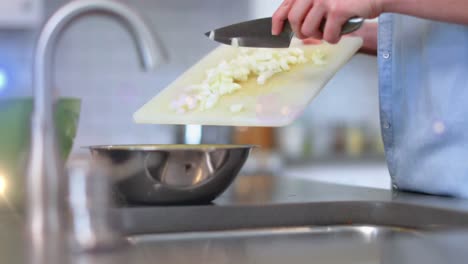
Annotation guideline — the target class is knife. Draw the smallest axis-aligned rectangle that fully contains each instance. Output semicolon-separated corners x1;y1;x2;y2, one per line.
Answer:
205;17;364;48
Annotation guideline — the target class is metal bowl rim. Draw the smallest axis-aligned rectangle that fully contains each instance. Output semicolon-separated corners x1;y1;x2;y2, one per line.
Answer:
84;144;257;151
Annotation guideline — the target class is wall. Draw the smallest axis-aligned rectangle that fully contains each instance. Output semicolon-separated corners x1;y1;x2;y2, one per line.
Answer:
0;0;380;156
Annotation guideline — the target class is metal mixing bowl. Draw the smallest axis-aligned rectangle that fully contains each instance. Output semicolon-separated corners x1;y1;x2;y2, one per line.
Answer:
88;144;253;205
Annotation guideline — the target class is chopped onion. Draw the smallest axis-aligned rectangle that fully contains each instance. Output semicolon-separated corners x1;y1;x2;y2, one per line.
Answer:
310;49;327;65
171;46;325;113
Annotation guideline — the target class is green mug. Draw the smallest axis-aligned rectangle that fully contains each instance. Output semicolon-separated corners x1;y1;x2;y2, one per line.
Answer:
0;97;81;207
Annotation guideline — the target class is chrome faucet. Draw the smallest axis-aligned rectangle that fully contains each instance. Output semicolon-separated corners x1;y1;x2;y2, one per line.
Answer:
26;0;165;263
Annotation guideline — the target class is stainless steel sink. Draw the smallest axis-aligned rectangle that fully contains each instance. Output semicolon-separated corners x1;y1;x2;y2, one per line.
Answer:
113;201;468;264
127;225;416;264
126;224;465;264
110;175;468;264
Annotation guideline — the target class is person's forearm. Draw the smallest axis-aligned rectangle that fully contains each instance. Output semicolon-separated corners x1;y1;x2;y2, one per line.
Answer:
350;22;378;55
382;0;468;24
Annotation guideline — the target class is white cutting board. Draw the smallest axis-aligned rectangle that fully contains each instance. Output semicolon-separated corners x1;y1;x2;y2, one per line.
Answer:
134;37;363;127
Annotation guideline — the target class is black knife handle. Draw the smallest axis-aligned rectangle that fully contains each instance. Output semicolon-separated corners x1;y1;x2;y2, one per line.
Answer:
285;17;364;36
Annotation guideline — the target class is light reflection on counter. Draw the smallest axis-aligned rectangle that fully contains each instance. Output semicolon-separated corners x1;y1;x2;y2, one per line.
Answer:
0;170;7;196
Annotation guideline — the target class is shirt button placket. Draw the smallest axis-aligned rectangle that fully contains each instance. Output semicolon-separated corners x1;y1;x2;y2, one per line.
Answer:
383;121;391;129
382;52;390;59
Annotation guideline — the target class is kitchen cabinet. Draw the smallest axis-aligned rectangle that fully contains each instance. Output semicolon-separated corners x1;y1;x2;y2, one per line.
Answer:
0;0;42;28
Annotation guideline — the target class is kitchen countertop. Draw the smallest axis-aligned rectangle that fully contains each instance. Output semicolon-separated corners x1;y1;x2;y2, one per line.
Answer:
120;174;468;210
2;174;468;263
117;174;468;234
283;162;391;189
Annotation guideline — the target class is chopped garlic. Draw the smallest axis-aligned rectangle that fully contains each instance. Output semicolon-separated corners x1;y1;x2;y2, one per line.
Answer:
230;104;244;113
171;46;326;113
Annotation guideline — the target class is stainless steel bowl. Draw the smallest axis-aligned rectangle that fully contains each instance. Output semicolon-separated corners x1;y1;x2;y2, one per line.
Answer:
88;144;253;205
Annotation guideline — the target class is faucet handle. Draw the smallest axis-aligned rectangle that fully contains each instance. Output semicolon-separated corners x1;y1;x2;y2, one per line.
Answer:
68;156;122;252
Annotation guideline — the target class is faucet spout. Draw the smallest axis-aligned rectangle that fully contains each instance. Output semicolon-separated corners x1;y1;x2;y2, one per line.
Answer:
26;1;166;263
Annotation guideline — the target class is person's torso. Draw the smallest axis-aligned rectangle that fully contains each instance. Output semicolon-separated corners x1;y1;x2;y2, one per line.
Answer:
378;14;468;197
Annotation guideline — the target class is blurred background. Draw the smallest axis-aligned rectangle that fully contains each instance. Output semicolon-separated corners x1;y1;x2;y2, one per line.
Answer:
0;0;390;190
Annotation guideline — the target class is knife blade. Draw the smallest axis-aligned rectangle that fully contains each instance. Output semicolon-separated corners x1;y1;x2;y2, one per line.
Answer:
205;17;364;48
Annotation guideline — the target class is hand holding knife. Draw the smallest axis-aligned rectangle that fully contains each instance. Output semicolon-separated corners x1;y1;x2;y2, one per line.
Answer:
205;17;363;48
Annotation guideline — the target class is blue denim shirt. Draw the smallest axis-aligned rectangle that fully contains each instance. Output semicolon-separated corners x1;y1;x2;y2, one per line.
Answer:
378;14;468;197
